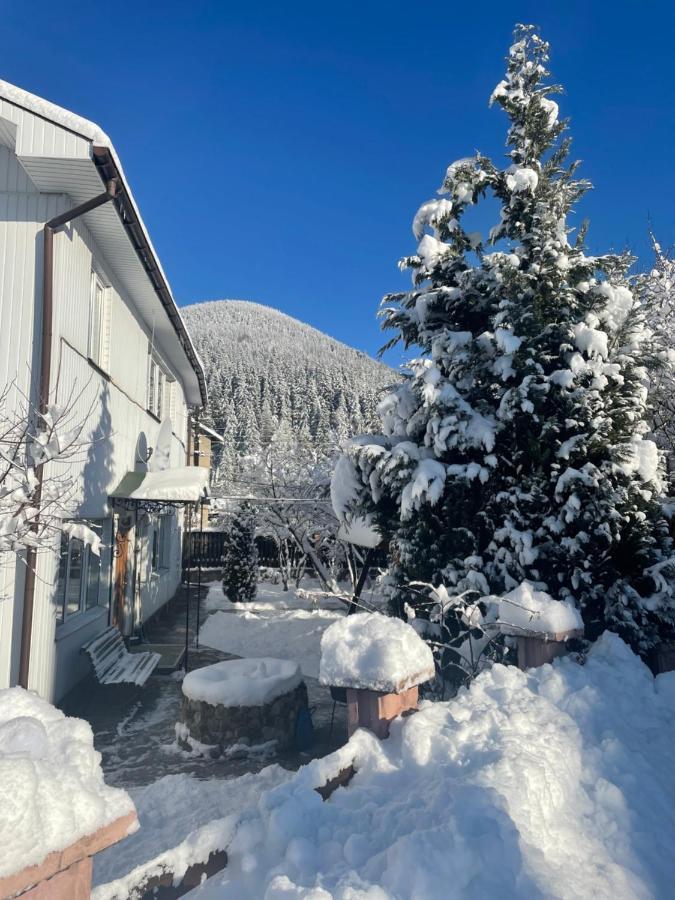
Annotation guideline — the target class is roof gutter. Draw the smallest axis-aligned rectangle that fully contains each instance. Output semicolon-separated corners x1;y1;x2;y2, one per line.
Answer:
91;146;208;408
18;180;118;689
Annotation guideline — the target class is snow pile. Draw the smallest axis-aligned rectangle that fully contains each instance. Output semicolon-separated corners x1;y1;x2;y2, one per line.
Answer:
93;766;291;900
0;687;135;878
182;659;302;708
497;581;583;637
191;634;675;899
319;612;435;692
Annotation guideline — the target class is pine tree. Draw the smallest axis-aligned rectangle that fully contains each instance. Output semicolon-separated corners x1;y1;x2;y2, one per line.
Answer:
341;25;675;656
222;502;258;603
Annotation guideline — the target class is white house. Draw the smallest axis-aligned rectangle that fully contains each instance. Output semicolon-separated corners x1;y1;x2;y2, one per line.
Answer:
0;81;208;702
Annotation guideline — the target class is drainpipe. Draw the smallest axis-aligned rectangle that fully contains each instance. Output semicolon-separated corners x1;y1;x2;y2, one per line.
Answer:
18;179;118;690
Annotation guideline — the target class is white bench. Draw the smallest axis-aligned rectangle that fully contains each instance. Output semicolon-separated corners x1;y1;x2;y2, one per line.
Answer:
82;626;161;686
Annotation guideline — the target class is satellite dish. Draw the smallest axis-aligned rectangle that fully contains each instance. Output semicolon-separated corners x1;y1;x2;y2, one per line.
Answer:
148;418;173;472
134;432;149;471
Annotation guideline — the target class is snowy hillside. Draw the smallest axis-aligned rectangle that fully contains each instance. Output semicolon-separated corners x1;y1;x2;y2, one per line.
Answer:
181;300;396;466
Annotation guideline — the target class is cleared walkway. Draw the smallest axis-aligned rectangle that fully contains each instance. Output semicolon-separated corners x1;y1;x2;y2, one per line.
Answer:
60;579;347;789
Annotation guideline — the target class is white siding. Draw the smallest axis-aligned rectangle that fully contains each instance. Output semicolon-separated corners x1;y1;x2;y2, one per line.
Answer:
0;98;91;160
0;103;196;702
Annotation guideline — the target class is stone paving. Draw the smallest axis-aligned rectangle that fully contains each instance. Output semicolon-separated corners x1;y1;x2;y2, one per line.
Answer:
60;578;347;790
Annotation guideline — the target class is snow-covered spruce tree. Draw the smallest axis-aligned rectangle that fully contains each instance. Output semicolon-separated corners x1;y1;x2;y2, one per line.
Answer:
340;25;675;657
636;237;675;486
222;502;258;603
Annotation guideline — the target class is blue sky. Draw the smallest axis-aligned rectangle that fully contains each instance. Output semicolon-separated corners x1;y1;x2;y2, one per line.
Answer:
3;1;674;364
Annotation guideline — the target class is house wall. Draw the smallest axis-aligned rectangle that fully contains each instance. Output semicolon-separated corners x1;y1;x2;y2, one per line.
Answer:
0;113;195;702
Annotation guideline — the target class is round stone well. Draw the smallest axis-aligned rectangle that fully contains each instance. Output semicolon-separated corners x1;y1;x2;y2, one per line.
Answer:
179;658;308;754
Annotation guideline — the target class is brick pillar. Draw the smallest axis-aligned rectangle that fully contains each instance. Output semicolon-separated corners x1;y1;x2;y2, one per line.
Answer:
346;685;419;739
0;810;137;899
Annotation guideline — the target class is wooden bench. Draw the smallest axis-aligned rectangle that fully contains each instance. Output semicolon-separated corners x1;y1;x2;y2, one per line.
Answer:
82;626;161;687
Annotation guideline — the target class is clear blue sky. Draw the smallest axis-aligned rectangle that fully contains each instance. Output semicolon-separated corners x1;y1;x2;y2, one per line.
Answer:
3;1;674;364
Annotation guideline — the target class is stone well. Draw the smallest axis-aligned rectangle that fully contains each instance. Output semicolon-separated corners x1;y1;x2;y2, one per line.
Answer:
179;658;308;754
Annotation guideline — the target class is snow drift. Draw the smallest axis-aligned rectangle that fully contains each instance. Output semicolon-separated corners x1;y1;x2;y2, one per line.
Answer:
192;634;675;899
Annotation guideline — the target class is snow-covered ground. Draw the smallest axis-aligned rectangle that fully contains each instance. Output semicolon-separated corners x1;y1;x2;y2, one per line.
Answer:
92;766;292;899
186;633;675;899
199;582;345;679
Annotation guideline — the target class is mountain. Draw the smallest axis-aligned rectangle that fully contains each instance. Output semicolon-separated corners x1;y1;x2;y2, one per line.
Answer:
181;300;397;473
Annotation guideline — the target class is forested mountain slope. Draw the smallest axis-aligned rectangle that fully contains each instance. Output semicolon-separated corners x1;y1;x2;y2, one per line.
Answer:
181;300;396;471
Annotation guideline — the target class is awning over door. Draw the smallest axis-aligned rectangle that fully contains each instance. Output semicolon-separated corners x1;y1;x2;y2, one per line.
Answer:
110;467;209;504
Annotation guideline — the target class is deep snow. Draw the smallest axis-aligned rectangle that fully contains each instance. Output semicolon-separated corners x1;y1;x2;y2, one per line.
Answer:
188;634;675;899
0;687;135;879
93;766;292;899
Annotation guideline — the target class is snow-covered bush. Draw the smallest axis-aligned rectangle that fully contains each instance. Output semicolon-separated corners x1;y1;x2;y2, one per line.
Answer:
336;25;675;659
222;503;258;603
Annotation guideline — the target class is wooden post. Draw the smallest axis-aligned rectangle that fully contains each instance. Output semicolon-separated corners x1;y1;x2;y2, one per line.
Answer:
652;643;675;674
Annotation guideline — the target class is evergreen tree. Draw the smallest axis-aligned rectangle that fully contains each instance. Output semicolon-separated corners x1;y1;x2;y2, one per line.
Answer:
340;25;675;656
637;237;675;486
222;502;258;603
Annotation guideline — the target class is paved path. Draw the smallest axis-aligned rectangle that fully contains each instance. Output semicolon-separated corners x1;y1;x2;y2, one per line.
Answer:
60;579;347;789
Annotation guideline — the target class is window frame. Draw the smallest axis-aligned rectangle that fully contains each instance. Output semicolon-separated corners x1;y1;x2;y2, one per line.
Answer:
146;346;173;420
88;270;109;370
158;515;171;570
55;520;107;626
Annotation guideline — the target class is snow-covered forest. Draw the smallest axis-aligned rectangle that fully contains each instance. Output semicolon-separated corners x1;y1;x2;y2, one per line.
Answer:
182;300;396;480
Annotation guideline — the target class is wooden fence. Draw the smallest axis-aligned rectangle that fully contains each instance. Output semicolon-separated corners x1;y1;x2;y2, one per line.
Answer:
183;532;279;569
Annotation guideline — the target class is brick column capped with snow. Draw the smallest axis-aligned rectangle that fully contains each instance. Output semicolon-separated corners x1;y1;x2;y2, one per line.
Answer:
0;687;137;899
319;613;435;739
496;582;584;669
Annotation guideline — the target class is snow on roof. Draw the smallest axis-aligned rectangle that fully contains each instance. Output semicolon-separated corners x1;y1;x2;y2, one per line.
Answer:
109;467;209;503
0;79;207;407
0;687;135;879
0;79;111;144
182;658;302;708
319;612;435;692
198;423;224;443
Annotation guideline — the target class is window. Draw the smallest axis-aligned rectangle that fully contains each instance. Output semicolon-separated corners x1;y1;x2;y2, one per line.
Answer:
151;526;159;572
147;347;173;420
55;520;106;625
151;516;172;573
89;272;109;369
159;516;171;569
